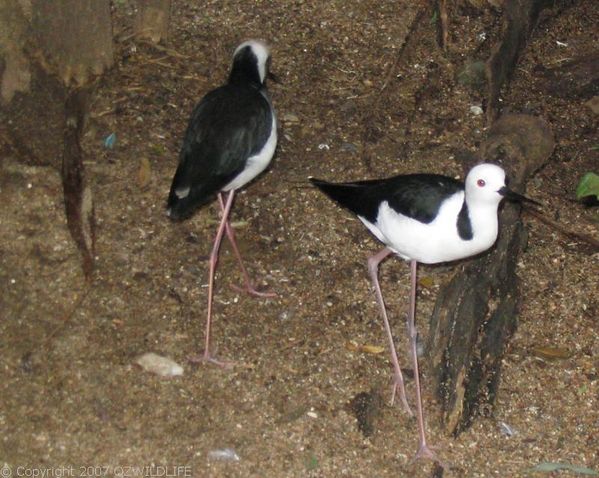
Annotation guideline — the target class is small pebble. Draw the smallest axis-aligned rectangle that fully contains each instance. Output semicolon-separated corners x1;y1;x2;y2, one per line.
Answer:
499;421;517;437
340;142;358;153
207;448;240;462
470;105;484;115
281;112;300;124
135;352;183;377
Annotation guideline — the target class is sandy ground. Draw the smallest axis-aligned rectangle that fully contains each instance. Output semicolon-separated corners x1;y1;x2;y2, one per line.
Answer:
1;1;597;477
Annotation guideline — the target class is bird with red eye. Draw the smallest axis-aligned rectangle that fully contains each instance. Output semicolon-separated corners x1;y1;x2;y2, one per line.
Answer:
310;163;539;465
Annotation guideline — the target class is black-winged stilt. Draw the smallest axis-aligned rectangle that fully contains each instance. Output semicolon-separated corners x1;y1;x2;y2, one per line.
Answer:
167;40;277;366
310;163;537;463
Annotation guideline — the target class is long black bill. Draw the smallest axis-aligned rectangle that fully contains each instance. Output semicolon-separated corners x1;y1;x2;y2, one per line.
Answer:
498;186;542;207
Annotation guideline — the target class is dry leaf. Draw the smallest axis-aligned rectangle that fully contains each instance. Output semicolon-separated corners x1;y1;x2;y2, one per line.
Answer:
531;346;573;361
345;341;359;352
345;341;384;354
418;276;435;288
360;344;385;354
138;157;152;188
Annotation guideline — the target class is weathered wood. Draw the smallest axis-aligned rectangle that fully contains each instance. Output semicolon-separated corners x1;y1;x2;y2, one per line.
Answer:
1;63;66;166
427;114;554;435
62;88;95;279
32;0;114;86
437;0;449;51
485;0;554;122
1;1;112;277
134;0;172;44
0;0;30;104
0;1;64;166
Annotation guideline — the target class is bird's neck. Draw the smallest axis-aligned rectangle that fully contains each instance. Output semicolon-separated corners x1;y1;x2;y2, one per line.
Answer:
464;199;501;247
229;65;263;88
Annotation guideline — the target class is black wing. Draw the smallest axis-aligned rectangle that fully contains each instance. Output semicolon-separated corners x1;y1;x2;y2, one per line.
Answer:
311;174;464;224
167;84;273;219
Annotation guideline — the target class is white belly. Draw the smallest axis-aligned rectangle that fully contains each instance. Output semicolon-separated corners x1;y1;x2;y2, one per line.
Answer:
360;195;499;264
223;114;277;191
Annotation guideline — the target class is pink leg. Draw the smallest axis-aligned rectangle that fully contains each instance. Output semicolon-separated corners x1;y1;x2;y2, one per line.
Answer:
368;247;413;417
217;193;275;298
190;190;237;367
407;259;446;466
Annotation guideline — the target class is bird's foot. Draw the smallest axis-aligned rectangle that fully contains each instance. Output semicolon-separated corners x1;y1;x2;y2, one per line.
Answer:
231;282;276;298
188;350;237;369
410;442;449;469
390;374;414;417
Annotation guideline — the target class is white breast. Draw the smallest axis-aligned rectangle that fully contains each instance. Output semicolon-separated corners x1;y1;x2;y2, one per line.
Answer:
223;111;277;192
359;192;500;264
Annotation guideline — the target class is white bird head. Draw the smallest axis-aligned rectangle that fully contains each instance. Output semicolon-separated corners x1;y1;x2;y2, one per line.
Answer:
465;163;539;207
465;163;507;206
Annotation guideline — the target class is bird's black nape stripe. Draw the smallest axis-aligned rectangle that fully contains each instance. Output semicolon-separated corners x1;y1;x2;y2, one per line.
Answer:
229;46;263;87
457;201;473;240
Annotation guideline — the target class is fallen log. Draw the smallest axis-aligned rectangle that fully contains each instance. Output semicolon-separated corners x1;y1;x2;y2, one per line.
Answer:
486;0;555;122
427;114;554;435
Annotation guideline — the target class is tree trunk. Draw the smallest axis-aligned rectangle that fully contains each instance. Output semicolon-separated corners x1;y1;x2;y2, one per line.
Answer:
134;0;172;44
0;0;31;105
32;0;114;87
0;0;113;278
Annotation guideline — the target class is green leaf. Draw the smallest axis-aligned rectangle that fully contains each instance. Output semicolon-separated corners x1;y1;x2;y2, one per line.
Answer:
527;462;599;475
305;453;319;471
576;173;599;200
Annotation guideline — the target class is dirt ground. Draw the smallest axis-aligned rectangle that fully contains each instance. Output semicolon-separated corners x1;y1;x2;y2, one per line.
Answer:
1;1;598;477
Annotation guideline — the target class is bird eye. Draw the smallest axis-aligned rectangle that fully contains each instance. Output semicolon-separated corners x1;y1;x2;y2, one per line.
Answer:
477;179;486;187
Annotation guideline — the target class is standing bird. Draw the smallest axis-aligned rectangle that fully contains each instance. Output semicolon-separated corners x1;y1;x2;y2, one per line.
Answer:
310;163;537;463
167;40;277;366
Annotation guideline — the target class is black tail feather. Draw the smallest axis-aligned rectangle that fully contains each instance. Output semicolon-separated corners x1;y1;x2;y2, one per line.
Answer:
309;177;378;221
309;178;360;207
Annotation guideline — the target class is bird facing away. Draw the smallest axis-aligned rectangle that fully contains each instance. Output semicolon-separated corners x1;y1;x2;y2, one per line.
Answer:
310;163;537;464
167;40;277;366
